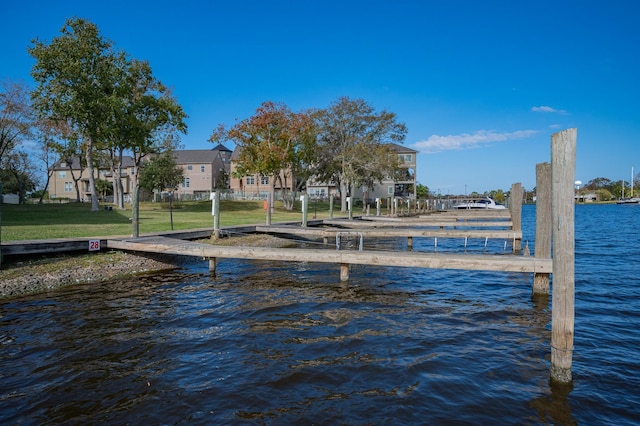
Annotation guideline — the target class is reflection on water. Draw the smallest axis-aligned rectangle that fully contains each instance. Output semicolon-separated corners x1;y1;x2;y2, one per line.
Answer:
1;205;640;424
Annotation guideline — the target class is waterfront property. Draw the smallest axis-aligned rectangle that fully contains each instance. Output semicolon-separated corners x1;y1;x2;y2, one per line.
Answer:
11;130;577;384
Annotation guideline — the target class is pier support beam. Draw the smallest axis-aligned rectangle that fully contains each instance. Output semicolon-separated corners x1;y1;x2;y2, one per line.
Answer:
209;257;217;273
533;162;551;295
340;263;349;281
550;128;576;384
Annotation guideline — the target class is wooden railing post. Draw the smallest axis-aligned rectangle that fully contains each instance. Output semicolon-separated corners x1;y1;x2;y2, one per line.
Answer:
550;128;577;384
534;163;552;295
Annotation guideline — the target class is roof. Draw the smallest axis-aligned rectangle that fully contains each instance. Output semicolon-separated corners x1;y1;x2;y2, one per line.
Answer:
385;142;417;153
51;155;135;170
211;143;232;152
174;150;218;164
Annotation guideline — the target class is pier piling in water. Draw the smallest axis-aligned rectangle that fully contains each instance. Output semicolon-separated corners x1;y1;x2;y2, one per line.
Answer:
550;128;577;384
534;162;552;295
510;183;523;253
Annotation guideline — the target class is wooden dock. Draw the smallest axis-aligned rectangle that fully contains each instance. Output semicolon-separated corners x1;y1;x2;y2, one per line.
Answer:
2;129;577;384
106;235;552;281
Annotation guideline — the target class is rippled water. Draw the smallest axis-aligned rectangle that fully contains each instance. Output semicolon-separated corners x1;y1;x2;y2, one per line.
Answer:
1;205;639;425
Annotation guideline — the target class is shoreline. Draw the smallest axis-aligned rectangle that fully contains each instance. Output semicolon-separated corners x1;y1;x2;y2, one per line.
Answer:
0;234;297;300
0;251;179;300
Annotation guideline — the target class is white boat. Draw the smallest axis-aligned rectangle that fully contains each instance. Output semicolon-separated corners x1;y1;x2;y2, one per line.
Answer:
453;197;507;210
616;167;640;204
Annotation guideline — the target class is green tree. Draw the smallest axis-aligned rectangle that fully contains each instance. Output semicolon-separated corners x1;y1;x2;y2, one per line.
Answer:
29;18;124;211
0;80;33;165
0;151;38;203
226;101;316;210
139;151;184;230
314;97;407;211
95;178;113;199
416;183;430;198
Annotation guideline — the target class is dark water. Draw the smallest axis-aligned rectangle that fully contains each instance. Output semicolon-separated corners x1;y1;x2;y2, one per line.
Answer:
1;205;639;425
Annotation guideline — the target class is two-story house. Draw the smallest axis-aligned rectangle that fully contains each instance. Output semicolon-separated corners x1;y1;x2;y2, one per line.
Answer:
305;143;417;201
174;144;232;199
48;144;233;202
228;145;294;199
48;156;136;202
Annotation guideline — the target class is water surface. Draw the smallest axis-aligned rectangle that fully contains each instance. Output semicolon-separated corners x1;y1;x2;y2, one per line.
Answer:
1;204;639;424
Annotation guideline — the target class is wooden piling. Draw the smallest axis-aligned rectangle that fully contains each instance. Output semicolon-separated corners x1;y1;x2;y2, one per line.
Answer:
329;195;334;219
533;163;552;295
340;263;349;281
550;128;576;384
510;183;523;252
212;191;221;239
209;257;217;273
266;192;272;226
301;193;309;227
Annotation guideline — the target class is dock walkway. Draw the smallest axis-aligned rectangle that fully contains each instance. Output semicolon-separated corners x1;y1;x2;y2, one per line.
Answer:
106;235;552;279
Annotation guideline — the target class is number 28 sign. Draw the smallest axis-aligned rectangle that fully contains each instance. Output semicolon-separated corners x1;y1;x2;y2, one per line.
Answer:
88;239;101;251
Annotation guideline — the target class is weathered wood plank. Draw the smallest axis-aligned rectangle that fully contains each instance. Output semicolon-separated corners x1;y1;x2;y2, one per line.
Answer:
107;237;552;273
322;219;513;228
255;226;522;240
0;238;109;255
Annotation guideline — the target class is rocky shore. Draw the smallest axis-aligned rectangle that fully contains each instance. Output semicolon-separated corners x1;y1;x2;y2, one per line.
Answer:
0;251;178;300
0;234;295;300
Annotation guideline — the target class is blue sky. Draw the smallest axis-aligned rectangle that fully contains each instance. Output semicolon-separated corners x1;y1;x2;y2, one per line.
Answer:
2;0;639;194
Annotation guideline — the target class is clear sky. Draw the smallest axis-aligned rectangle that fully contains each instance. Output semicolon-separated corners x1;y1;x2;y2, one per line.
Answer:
2;0;639;194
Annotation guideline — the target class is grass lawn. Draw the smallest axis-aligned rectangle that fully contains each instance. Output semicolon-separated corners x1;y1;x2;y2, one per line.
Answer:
0;199;350;242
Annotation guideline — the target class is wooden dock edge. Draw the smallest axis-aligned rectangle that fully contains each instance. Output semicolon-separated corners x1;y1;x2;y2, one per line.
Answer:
106;237;552;275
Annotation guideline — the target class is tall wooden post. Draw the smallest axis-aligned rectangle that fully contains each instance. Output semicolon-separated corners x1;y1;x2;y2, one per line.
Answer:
329;195;334;219
550;128;577;384
132;185;140;238
510;183;523;252
266;192;272;226
301;193;309;227
534;163;551;295
211;191;221;239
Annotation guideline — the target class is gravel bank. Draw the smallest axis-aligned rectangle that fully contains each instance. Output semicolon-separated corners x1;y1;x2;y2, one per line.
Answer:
0;251;178;300
0;234;297;300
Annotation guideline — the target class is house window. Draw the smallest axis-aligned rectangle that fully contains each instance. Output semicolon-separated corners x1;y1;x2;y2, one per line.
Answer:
405;154;412;162
187;165;193;171
246;176;255;185
182;177;190;188
58;171;67;178
201;165;206;173
60;162;67;168
64;182;73;192
388;186;394;195
260;176;269;185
